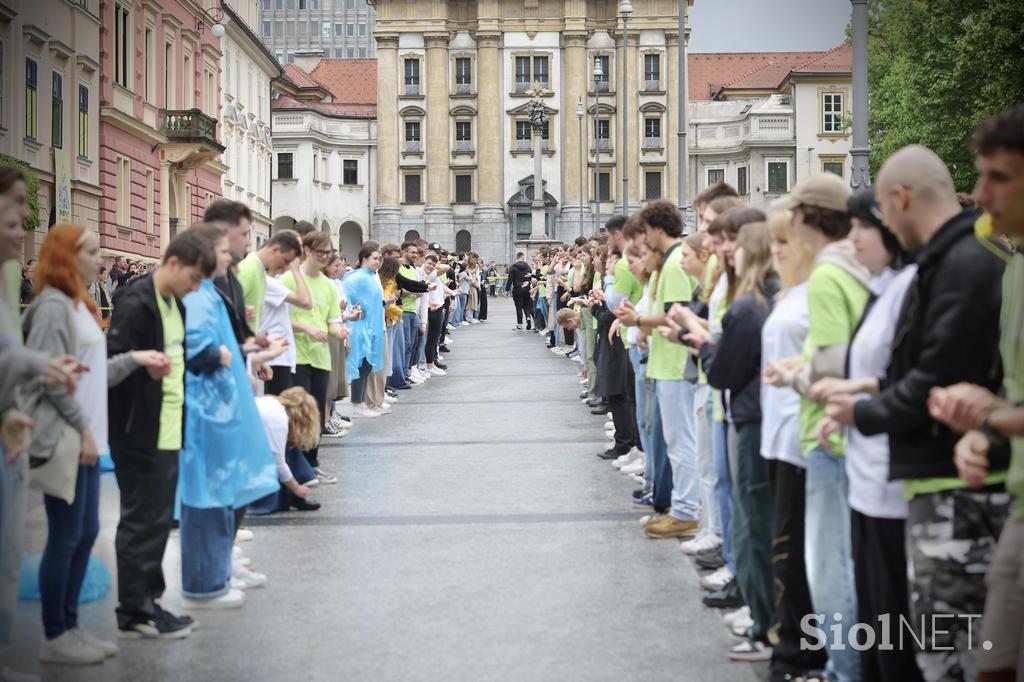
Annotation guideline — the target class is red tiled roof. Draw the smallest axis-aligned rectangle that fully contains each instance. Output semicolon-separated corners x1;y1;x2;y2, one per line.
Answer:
273;93;376;118
280;63;320;90
310;58;377;105
687;45;851;100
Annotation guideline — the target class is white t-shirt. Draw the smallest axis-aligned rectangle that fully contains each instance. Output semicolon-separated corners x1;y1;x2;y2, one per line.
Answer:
426;271;444;308
760;283;809;468
627;284;651;347
260;275;297;370
74;302;109;451
256;395;292;483
847;266;918;519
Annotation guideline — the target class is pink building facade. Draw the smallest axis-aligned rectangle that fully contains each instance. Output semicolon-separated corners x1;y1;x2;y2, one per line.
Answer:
98;0;226;260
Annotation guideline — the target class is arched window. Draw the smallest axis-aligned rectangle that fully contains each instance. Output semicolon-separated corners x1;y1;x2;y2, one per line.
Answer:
455;229;472;253
404;229;421;242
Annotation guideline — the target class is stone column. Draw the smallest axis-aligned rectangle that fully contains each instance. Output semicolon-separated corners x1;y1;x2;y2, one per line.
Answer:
373;33;401;241
613;27;625;217
424;31;454;245
666;30;679;208
850;0;870;189
560;28;588;237
473;28;507;261
625;30;640;211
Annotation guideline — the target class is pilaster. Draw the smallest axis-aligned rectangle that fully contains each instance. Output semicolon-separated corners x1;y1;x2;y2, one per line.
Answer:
424;31;451;212
476;31;502;208
375;33;400;208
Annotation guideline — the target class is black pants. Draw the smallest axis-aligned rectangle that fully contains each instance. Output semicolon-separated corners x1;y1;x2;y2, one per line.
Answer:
426;308;444;363
349;359;373;404
513;292;531;325
293;364;329;468
607;361;639;453
264;364;293;396
477;287;488;320
766;459;828;677
112;449;178;627
440;299;451;344
851;509;924;682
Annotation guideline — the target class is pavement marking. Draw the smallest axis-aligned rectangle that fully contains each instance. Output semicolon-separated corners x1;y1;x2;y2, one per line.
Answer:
244;510;647;528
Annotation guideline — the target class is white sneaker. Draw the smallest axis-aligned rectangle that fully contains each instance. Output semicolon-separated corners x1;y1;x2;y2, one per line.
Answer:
723;605;751;628
39;630;106;665
681;532;723;556
461;321;471;327
447;324;457;332
232;565;267;589
630;473;645;484
350;405;381;419
384;395;398;404
182;588;246;610
680;528;710;555
1;666;41;682
613;448;643;469
235;528;254;543
408;373;425;385
468;318;479;324
620;459;645;476
603;419;615;429
436;355;445;362
306;476;320;488
370;406;390;416
730;609;755;637
428;367;447;376
701;566;734;591
70;627;118;658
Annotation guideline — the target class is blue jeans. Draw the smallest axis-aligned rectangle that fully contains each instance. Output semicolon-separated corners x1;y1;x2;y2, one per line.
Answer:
647;382;672;513
713;417;735;571
250;449;317;515
657;380;700;522
805;445;860;682
179;504;234;599
452;294;466;326
535;297;548;330
695;383;720;537
628;347;652;492
39;464;100;639
387;323;408;389
402;311;418;371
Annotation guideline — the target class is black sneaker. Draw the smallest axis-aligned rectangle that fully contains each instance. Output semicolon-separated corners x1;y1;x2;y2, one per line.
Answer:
155;603;196;630
434;362;448;370
439;345;451;353
119;611;192;640
695;547;726;570
598;447;629;460
703;578;744;609
289;498;321;511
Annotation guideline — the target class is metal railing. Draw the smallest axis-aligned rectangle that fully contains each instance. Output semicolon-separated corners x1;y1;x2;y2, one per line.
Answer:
160;109;224;150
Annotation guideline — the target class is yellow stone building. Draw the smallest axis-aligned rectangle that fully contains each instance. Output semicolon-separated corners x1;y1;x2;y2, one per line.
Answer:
369;0;688;259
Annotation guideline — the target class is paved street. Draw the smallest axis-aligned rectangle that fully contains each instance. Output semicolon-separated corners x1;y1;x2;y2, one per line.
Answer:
9;299;760;682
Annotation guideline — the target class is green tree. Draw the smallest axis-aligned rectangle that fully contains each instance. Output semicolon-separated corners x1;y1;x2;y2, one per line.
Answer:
865;0;1024;191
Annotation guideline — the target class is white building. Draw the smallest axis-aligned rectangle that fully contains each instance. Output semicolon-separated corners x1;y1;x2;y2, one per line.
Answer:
271;58;377;257
687;45;853;208
222;0;280;245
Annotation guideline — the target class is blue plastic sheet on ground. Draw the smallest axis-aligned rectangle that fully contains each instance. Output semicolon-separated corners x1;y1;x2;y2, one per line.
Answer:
17;553;111;603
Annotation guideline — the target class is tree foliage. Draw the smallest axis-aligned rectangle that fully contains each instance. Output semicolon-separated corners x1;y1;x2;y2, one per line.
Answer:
865;0;1024;191
0;153;40;230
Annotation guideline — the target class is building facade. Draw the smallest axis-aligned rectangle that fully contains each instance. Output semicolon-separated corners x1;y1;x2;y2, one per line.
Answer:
370;0;689;262
222;0;280;245
98;0;225;261
0;0;102;258
271;59;376;257
261;0;376;64
687;45;853;209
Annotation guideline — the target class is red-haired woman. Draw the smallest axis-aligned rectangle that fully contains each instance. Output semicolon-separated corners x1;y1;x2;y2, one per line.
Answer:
22;225;168;666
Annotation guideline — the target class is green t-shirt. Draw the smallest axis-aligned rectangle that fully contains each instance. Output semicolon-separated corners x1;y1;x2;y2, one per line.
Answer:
1001;253;1024;517
613;256;643;347
155;288;184;451
799;263;869;455
236;252;268;331
282;270;339;371
647;248;693;381
399;264;419;313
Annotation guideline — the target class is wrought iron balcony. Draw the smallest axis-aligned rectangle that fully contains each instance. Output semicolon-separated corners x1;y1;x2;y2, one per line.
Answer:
160;109;225;152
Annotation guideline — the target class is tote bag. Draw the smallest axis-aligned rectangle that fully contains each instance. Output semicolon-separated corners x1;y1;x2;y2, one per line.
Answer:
29;422;80;505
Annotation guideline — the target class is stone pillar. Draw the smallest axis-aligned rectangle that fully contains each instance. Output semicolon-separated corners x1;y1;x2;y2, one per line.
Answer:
850;0;870;189
473;28;507;260
560;29;588;238
666;30;679;208
373;33;401;240
424;31;454;245
625;31;640;211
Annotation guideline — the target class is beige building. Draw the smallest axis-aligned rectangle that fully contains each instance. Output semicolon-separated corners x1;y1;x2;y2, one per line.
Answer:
369;0;688;261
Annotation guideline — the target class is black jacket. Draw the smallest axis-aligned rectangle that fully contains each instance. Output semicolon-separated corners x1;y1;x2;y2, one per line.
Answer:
707;283;777;426
592;302;632;399
853;210;1009;480
506;261;533;294
107;274;186;457
214;269;252;345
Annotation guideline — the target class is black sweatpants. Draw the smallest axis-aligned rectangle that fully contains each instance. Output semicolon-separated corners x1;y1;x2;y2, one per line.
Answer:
292;364;329;468
766;459;829;677
851;509;924;682
264;364;293;396
349;359;373;404
513;292;531;325
478;287;488;321
607;361;639;453
425;307;444;363
112;449;179;627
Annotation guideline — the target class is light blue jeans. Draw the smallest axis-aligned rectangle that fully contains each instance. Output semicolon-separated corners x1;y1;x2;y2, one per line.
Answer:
804;445;860;682
713;417;735;571
628;347;652;492
180;504;234;599
694;383;720;537
657;379;700;522
452;294;466;326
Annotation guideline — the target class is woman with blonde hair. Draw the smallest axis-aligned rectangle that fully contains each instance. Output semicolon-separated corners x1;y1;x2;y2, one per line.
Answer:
251;387;323;514
22;225;168;664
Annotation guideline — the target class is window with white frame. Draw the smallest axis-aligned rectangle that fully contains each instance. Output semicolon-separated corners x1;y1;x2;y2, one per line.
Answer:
643;54;661;91
403;58;420;95
454;174;472;203
644;117;661;148
116;157;130;226
767;159;790;193
277;152;293;179
644;171;662;200
594;171;611;202
145;169;155;233
25;58;37;139
593;54;610;92
822;92;844;134
455;120;472;151
707;168;725;186
51;72;62;148
343;159;358;185
183;51;192;108
78;85;89;158
454;57;471;94
404;173;422;204
737;166;748;196
404;120;421;152
144;27;155;103
514;54;550;92
595;118;610;150
515;120;531;150
164;42;175;108
114;3;131;89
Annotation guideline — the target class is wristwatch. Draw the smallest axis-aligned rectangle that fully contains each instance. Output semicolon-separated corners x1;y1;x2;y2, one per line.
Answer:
980;411;1008;449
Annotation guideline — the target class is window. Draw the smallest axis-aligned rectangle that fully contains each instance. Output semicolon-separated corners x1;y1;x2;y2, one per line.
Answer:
277;152;293;179
347;48;355;58
343;159;358;185
164;43;174;107
644;117;661;147
595;118;610;150
312;152;319;181
78;85;89;158
116;157;130;226
737;166;748;196
645;171;662;200
515;120;531;150
358;24;366;37
25;58;37;139
51;72;62;148
334;23;344;36
822;92;844;134
346;23;354;36
404;120;421;152
404;58;420;95
144;28;154;102
114;3;130;88
767;161;789;193
203;68;215;115
298;21;307;37
533;56;548;87
707;168;725;185
298;0;305;8
643;54;660;90
455;57;471;93
183;52;192;108
455;174;472;203
455;120;472;150
594;171;611;202
263;22;271;36
322;22;331;38
145;169;155;233
404;173;422;204
594;54;610;91
515;56;530;92
274;0;281;8
823;159;844;177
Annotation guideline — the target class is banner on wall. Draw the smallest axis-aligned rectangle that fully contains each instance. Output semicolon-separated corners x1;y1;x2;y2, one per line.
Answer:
53;149;72;224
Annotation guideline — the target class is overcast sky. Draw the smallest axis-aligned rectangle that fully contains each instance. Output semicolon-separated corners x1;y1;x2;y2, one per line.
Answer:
687;0;851;53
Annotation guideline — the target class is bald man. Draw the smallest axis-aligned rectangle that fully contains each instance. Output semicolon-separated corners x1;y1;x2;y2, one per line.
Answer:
827;144;1011;681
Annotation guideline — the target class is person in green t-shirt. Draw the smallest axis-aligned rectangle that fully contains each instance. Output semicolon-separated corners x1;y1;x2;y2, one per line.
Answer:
236;230;302;331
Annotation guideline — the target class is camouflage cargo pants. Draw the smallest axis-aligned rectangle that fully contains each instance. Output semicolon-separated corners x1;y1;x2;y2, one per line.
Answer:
906;488;1012;682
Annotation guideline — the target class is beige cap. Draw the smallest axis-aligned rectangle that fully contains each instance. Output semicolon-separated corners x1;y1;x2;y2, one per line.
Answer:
773;173;852;213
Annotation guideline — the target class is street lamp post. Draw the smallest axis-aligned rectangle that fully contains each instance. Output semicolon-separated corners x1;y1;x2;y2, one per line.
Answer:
594;56;603;234
850;0;870;189
620;0;633;216
577;97;584;233
527;86;549;240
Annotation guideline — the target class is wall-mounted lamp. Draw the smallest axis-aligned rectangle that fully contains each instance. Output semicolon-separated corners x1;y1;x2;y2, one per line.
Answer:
199;6;226;38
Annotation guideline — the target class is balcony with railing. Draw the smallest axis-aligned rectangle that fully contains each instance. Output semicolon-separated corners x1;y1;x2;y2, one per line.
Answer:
160;109;225;152
690;112;795;151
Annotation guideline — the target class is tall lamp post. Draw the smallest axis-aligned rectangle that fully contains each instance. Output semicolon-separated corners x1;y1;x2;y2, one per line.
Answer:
619;0;633;216
527;85;550;240
593;56;603;234
577;97;585;232
849;0;870;189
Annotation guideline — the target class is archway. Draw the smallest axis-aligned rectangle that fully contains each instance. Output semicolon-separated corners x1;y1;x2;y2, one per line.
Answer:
455;229;472;253
338;221;363;259
404;229;421;243
272;216;296;235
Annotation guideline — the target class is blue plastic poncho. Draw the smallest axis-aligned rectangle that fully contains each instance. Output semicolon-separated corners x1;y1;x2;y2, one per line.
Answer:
179;279;278;509
341;268;385;377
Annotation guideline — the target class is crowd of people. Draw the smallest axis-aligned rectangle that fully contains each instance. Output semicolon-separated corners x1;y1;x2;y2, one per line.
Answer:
0;174;498;676
506;103;1023;682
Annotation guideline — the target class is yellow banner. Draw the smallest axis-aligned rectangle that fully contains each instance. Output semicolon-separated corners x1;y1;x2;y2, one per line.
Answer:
53;149;72;224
